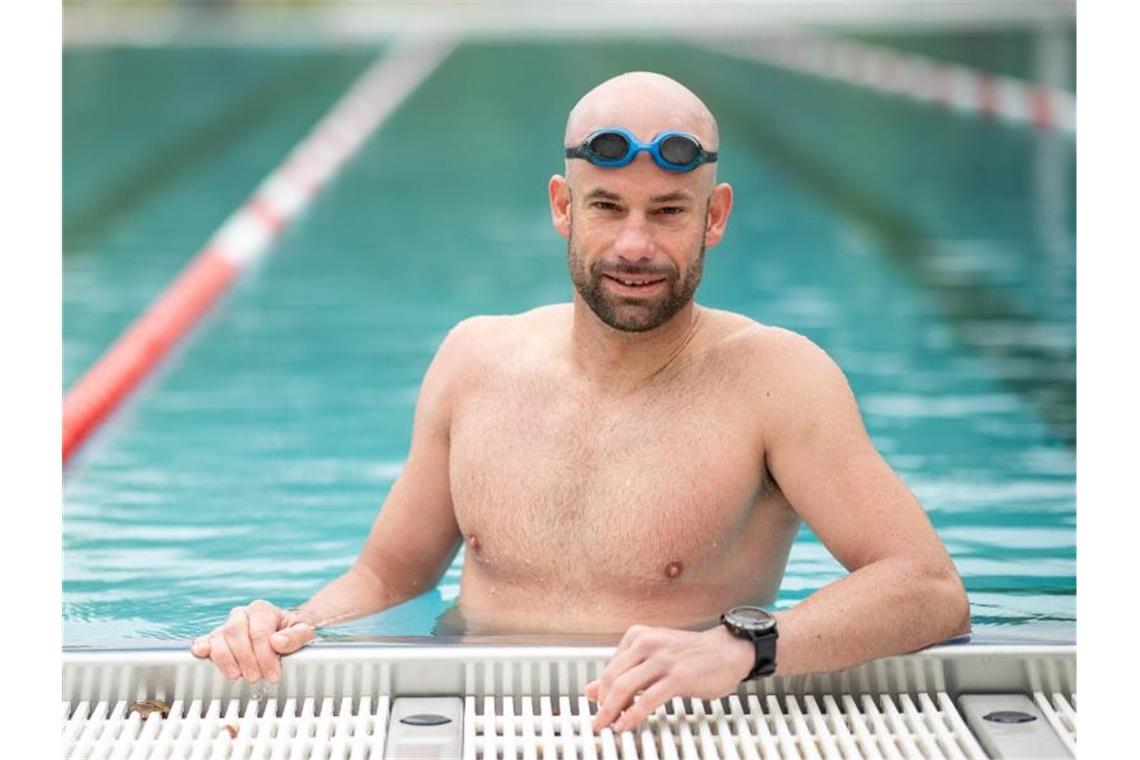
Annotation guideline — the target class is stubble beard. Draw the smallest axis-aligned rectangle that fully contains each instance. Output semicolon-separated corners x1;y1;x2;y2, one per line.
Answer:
567;227;705;333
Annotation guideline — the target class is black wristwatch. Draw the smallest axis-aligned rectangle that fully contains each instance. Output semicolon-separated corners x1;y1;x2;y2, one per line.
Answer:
720;605;778;681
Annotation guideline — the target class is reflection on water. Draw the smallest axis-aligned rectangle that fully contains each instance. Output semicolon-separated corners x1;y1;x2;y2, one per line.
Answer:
64;37;1073;647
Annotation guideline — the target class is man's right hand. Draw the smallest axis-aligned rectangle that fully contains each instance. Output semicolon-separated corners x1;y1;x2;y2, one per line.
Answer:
190;599;316;682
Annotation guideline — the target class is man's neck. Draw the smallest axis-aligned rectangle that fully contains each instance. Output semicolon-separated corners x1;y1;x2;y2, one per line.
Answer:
568;297;704;391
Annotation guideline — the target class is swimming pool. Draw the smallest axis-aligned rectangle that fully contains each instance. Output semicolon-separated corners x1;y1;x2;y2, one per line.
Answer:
63;34;1075;648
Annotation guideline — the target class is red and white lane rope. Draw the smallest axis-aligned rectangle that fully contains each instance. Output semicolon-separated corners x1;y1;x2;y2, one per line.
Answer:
698;30;1075;135
62;35;457;463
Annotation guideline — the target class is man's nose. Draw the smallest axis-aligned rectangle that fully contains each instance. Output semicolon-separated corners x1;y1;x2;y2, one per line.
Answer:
612;213;654;262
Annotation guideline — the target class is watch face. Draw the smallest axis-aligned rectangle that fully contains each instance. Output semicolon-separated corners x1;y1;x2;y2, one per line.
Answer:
728;606;776;631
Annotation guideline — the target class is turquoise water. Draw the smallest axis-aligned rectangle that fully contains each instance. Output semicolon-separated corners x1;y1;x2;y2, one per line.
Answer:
63;36;1075;647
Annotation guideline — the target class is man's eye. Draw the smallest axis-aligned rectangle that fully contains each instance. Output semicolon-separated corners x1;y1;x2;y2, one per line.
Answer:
591;201;620;211
656;206;686;216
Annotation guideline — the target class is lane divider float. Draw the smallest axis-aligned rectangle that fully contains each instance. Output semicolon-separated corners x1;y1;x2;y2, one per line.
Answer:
696;29;1074;135
62;34;457;463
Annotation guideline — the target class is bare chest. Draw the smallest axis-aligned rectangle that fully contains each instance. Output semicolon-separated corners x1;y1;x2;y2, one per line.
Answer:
449;373;771;590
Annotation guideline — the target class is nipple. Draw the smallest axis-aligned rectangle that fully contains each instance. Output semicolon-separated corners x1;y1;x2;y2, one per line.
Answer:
468;534;482;554
664;560;683;579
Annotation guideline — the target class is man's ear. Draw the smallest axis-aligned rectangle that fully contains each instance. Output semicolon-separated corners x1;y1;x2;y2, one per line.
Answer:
549;174;571;239
703;182;734;249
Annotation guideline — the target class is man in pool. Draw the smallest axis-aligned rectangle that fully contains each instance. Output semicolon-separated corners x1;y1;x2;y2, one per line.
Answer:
192;71;969;733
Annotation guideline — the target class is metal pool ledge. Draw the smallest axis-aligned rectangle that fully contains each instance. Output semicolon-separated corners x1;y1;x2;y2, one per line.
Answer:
62;641;1075;759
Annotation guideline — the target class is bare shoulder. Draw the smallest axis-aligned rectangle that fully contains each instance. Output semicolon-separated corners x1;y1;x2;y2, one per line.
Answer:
701;308;828;364
434;305;570;387
442;305;567;357
700;309;852;408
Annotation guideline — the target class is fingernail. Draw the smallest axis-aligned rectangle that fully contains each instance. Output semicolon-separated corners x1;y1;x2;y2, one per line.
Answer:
268;668;280;683
226;667;240;679
272;633;288;646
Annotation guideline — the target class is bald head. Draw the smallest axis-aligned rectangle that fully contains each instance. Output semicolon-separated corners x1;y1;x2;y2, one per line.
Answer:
564;72;719;166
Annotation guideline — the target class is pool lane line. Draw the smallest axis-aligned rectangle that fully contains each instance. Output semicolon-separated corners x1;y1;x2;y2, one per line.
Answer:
63;57;359;252
691;29;1075;135
62;34;458;464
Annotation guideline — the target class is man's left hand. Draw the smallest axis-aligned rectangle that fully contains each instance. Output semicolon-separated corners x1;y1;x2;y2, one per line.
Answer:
586;624;755;733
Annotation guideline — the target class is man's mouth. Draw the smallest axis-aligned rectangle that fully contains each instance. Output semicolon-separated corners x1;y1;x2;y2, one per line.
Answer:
601;273;667;290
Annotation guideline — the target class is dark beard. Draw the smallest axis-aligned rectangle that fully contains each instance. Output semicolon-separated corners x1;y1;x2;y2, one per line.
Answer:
567;230;705;333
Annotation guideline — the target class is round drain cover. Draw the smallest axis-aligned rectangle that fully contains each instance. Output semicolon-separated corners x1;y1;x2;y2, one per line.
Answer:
983;710;1037;724
400;713;452;726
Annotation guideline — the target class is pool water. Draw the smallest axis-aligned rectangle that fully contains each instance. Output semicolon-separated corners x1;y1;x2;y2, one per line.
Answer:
63;35;1075;647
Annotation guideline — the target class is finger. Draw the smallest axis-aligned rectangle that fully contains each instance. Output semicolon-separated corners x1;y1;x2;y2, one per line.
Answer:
208;630;242;680
270;622;315;654
592;659;663;732
222;607;262;682
585;680;599;702
612;676;677;733
596;632;654;709
190;636;210;658
616;624;647;653
247;601;283;682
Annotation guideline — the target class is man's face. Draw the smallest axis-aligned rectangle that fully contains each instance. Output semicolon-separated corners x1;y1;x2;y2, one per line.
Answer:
563;159;712;333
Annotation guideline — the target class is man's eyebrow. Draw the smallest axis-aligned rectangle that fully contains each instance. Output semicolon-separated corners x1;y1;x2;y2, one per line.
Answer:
584;188;622;201
649;190;695;204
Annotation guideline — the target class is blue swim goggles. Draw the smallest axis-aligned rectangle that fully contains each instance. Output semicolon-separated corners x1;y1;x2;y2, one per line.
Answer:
564;127;717;173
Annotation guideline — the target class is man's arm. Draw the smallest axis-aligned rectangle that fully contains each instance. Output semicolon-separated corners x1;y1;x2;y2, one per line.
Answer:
588;329;969;732
291;318;478;628
762;331;970;674
191;318;480;681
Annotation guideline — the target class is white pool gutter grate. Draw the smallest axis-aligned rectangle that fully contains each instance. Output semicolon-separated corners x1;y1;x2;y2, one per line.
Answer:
1034;691;1077;756
62;642;1075;759
464;692;989;760
63;696;391;760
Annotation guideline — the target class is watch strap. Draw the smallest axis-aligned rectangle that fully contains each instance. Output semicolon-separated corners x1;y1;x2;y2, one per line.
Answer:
721;611;778;681
744;628;778;680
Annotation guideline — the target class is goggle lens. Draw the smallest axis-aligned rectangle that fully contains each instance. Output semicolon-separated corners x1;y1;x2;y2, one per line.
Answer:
589;132;630;160
659;134;699;166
